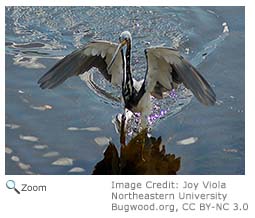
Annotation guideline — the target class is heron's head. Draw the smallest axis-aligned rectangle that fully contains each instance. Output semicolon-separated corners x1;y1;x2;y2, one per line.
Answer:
107;31;132;71
119;31;132;45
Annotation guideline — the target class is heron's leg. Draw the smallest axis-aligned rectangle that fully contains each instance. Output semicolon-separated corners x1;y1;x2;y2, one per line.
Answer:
140;112;148;130
138;93;151;130
120;113;126;146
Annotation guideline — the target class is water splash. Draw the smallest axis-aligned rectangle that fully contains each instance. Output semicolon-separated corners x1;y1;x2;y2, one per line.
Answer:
83;70;193;134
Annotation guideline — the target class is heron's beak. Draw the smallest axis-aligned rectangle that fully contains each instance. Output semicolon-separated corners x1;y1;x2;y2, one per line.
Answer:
107;40;127;71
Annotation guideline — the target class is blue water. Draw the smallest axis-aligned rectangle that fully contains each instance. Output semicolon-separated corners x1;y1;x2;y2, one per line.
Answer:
5;6;244;175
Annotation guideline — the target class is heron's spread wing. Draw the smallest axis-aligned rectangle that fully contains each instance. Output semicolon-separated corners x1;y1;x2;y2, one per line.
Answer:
144;47;216;105
38;40;123;89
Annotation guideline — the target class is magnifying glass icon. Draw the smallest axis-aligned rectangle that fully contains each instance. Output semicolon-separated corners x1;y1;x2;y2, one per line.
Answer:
6;180;20;194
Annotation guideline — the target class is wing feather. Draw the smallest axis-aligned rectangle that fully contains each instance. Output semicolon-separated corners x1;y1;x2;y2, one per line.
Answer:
38;40;123;89
143;47;216;105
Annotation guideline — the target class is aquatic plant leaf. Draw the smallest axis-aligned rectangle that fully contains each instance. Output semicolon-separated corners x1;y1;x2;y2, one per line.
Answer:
33;144;48;150
11;156;20;162
176;137;198;145
5;146;13;154
94;136;111;146
43;151;59;157
52;157;73;166
6;123;20;129
19;135;39;142
68;167;86;173
18;162;31;170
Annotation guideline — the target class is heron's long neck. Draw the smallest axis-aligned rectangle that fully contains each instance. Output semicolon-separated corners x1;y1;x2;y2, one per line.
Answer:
126;43;131;75
122;43;135;103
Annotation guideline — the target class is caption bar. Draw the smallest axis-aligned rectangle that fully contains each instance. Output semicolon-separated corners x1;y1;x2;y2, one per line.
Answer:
110;180;248;213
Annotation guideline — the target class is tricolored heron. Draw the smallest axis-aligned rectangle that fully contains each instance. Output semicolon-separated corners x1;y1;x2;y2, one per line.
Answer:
38;31;216;127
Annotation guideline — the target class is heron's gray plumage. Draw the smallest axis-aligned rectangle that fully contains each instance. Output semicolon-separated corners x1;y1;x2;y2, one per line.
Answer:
38;41;123;89
142;47;216;106
172;57;216;105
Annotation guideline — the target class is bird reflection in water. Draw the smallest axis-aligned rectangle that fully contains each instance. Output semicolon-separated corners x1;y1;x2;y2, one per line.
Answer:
93;115;181;175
